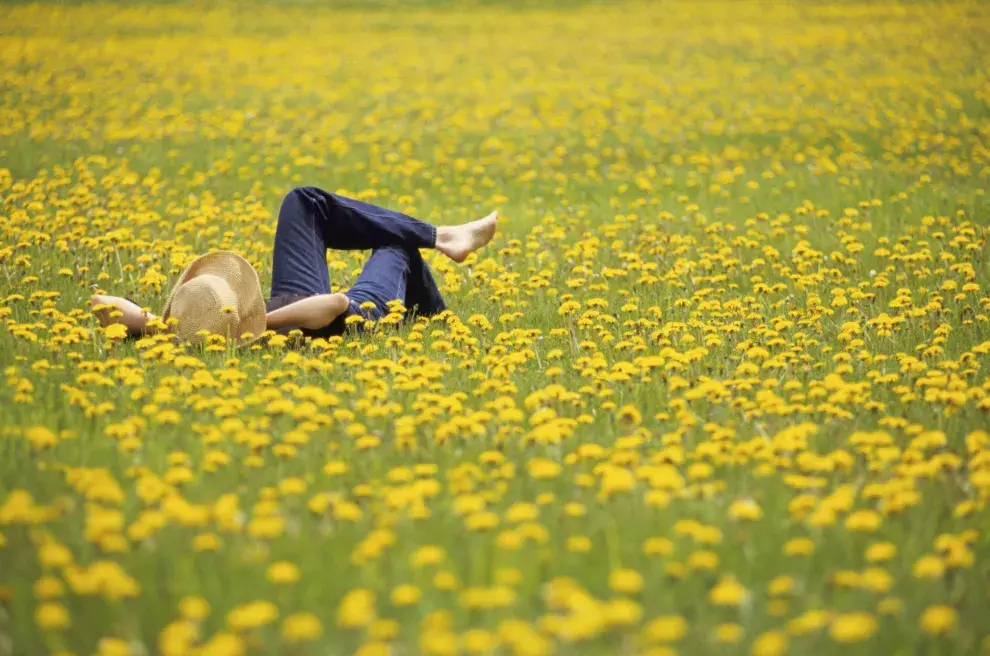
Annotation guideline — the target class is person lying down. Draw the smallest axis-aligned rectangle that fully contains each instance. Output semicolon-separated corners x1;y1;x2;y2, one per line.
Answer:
91;186;498;345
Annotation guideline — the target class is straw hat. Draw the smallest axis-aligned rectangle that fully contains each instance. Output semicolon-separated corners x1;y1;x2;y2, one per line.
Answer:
161;251;267;346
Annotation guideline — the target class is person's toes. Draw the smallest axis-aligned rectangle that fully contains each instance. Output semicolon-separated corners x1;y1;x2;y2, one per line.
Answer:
473;211;498;246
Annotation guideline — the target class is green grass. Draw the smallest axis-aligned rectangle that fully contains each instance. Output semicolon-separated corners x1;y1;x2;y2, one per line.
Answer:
1;1;990;655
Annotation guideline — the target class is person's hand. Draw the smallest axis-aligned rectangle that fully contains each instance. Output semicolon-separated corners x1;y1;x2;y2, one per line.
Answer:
90;295;156;334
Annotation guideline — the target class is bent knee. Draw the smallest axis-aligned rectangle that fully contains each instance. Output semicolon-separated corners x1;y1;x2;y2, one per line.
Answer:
277;188;319;230
281;186;324;210
281;186;307;207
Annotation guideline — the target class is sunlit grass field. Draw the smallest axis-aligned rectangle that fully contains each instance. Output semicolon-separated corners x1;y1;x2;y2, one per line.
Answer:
1;1;989;654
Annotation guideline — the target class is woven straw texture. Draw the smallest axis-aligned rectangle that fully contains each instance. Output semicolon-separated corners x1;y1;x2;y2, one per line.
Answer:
161;251;266;345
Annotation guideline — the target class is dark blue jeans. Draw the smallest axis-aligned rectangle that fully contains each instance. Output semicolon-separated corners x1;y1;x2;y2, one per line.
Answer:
267;186;447;338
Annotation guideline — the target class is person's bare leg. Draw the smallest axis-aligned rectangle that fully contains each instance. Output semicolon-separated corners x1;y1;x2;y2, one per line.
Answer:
266;293;350;331
91;294;160;335
434;211;498;263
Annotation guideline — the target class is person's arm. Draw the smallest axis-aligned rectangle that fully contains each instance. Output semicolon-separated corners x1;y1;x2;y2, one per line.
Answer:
266;293;350;331
90;294;163;336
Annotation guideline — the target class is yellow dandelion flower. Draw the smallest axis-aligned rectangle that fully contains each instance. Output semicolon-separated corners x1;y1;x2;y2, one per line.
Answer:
643;615;687;643
390;584;421;607
337;589;375;629
608;568;644;595
266;561;301;585
751;630;788;656
912;555;945;579
35;602;70;631
226;600;278;631
829;612;878;643
709;576;749;606
714;623;744;644
919;605;957;636
179;596;211;622
281;612;323;643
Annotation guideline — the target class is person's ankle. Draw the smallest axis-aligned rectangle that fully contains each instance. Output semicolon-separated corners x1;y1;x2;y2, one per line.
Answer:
434;226;454;248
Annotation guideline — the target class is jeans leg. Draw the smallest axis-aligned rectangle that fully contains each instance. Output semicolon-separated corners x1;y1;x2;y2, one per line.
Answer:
270;189;333;297
317;247;446;336
291;186;436;251
344;246;411;320
404;249;447;317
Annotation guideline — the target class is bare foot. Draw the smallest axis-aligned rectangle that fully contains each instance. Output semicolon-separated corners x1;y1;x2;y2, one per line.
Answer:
435;211;498;263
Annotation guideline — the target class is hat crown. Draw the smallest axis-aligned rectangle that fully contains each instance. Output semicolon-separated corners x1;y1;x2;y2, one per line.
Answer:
170;275;240;339
161;251;266;346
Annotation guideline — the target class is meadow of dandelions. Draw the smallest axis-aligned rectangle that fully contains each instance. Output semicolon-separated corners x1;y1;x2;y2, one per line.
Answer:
1;1;989;654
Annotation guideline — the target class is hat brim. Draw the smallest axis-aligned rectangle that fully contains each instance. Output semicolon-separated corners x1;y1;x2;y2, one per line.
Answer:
162;251;267;347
